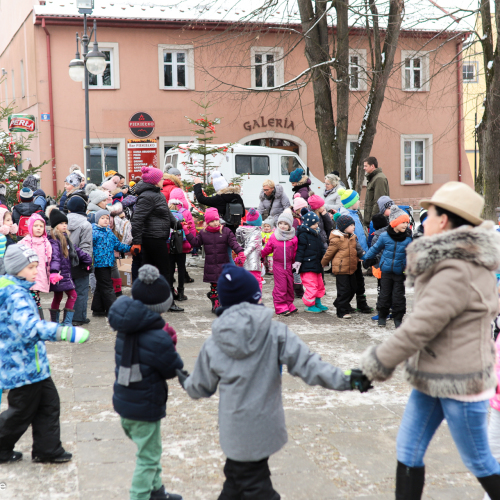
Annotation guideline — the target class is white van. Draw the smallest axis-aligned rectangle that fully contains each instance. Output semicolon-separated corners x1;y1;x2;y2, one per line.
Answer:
164;143;325;208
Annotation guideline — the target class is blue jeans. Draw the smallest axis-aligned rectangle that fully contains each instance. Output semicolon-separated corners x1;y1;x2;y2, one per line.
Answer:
73;275;90;322
397;389;500;478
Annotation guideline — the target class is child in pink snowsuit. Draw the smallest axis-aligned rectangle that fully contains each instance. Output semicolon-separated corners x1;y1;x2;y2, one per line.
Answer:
262;209;298;316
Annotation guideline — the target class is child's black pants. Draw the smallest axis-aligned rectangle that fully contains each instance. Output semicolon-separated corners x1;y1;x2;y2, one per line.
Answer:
218;457;280;500
334;273;357;316
168;253;186;290
377;272;406;320
92;266;116;314
0;377;64;460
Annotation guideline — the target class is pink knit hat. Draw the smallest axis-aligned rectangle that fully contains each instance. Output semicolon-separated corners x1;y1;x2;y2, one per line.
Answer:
205;207;219;224
246;208;261;222
141;166;163;185
101;175;120;191
308;194;325;210
293;193;308;211
28;213;47;237
169;187;188;209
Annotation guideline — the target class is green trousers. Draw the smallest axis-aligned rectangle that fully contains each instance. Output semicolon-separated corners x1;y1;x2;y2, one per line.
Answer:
121;418;163;500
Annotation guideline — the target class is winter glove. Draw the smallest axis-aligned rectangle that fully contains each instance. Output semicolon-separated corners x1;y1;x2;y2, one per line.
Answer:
131;244;141;255
49;273;63;285
363;258;377;269
292;262;301;273
176;369;190;389
235;252;246;267
345;368;373;393
56;326;90;344
163;323;177;347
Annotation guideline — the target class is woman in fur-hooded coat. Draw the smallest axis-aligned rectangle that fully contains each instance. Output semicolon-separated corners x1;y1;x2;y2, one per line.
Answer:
360;182;500;498
161;173;182;203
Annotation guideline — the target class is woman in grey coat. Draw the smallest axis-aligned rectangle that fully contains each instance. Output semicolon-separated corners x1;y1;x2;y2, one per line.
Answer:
323;173;342;213
258;180;290;225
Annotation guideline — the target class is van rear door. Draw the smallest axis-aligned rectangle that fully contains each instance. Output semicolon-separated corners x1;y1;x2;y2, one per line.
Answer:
234;154;271;208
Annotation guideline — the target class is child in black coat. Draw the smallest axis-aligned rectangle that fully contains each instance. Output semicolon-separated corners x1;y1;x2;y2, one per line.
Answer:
109;265;184;500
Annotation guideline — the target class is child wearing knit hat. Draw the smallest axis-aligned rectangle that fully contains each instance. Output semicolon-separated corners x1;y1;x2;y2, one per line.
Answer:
109;265;184;500
261;216;275;275
235;208;264;290
178;264;372;500
362;204;412;328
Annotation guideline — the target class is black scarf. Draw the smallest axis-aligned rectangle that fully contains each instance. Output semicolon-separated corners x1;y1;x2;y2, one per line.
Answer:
117;333;143;386
264;188;276;201
387;226;408;242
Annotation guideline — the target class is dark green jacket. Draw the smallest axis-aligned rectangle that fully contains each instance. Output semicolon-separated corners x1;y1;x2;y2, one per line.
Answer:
363;168;389;226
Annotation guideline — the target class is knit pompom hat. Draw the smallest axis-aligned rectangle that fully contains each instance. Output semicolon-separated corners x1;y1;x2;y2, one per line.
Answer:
87;184;109;206
169;188;188;209
217;264;262;308
289;167;304;183
308;194;325;210
302;210;320;228
23;174;39;192
205;207;219;224
333;212;342;222
211;171;228;192
65;173;81;188
246;208;262;226
336;215;355;233
101;175;120;191
338;188;360;209
389;205;410;228
278;208;294;229
293;193;308;211
141;166;163;186
262;216;274;228
132;265;173;313
19;187;34;201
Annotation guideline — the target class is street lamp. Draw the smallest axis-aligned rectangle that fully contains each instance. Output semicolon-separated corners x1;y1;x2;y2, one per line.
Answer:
69;33;84;82
86;26;107;75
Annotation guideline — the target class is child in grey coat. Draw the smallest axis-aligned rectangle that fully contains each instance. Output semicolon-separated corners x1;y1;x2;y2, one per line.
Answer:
177;264;371;500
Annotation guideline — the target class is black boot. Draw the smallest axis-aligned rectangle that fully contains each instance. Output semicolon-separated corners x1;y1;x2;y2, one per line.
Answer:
293;283;304;299
396;461;425;500
176;287;188;301
150;484;183;500
477;474;500;500
378;316;387;327
0;451;22;464
185;272;194;284
49;308;60;323
356;294;373;313
169;302;184;312
394;318;403;328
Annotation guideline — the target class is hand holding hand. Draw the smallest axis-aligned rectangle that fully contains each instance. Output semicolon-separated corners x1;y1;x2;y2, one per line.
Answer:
49;273;63;285
346;368;373;393
236;252;246;267
56;326;90;344
176;369;190;389
131;244;141;255
292;262;301;273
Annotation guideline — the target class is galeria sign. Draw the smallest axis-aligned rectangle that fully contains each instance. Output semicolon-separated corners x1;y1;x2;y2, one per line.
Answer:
243;116;295;131
8;114;36;132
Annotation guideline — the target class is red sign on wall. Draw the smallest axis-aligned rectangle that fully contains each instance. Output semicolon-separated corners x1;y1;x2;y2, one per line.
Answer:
127;139;158;182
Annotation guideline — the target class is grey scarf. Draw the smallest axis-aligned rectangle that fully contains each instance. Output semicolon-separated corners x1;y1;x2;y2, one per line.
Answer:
275;226;296;241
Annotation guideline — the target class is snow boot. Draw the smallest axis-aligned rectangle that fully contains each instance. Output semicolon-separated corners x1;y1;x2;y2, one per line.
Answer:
62;309;75;326
305;305;322;313
378;316;387;327
293;283;304;299
394;318;403;328
209;294;220;314
477;474;500;500
169;302;184;312
0;451;22;464
176;287;188;301
395;461;425;500
112;278;122;297
315;298;329;312
356;294;373;313
49;308;60;323
150;485;183;500
38;307;44;320
185;272;194;284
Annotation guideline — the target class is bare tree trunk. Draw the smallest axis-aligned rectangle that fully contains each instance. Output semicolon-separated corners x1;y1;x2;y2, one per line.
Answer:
349;0;404;192
477;0;500;219
297;0;336;176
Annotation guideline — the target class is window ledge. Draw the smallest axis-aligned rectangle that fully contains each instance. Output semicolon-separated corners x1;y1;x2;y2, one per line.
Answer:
89;87;119;90
402;181;430;185
402;88;428;92
160;87;192;91
349;88;366;92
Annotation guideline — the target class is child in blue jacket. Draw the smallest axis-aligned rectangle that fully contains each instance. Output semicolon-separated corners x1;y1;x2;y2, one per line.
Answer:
0;244;89;464
91;209;131;317
363;205;413;328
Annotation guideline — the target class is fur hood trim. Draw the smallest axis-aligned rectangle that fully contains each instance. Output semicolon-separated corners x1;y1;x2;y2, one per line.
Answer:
162;173;182;187
297;175;310;186
85;183;98;196
217;185;241;195
0;183;6;196
110;202;123;216
45;204;59;220
259;183;284;201
360;346;396;382
406;221;500;278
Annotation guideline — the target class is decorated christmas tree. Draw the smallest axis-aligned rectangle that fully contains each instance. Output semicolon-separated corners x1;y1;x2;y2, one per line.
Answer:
0;102;48;207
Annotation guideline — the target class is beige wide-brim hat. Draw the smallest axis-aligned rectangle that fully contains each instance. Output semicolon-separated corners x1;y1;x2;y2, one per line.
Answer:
420;181;484;226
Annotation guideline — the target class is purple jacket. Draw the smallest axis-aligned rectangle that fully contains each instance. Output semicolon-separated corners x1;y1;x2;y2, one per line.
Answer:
292;178;312;201
48;234;92;292
186;227;243;283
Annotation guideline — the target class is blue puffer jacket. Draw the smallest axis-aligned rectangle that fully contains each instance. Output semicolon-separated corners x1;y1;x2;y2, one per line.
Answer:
295;225;325;273
0;275;59;390
347;209;368;252
363;229;412;275
110;296;184;422
92;224;131;268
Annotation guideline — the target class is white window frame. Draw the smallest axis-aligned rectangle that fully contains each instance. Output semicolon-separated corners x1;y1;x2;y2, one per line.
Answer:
84;43;120;90
83;138;126;181
158;136;194;171
462;61;479;83
250;46;284;90
401;50;430;92
158;44;195;90
400;134;433;185
349;49;367;91
20;60;25;98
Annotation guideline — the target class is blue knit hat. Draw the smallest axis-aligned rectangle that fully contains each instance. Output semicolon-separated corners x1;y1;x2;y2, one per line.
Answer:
302;211;319;227
289;167;304;183
217;264;262;308
19;187;34;201
67;195;87;215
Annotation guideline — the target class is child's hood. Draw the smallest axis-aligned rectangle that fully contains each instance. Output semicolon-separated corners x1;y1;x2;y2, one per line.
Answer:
27;213;46;237
0;275;32;301
212;303;273;360
108;296;164;334
67;212;88;232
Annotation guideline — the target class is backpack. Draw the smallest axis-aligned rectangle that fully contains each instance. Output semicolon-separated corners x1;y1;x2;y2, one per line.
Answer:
169;220;184;255
225;198;244;226
18;208;43;238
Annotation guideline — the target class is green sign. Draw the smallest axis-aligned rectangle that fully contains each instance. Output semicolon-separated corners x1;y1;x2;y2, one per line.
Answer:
8;114;36;133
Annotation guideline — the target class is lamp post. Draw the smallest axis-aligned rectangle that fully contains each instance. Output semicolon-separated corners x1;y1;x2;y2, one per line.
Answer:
68;0;106;180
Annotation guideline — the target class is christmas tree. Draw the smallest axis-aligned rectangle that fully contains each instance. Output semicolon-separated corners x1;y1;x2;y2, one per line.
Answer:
0;102;48;207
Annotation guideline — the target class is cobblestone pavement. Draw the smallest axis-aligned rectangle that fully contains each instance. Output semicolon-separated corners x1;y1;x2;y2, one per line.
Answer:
0;260;486;499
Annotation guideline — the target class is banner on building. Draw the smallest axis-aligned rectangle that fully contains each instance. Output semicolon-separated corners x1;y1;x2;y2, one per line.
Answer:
8;114;36;132
127;139;158;182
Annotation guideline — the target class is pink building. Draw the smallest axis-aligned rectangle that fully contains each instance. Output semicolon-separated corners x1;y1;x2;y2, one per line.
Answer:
0;1;472;205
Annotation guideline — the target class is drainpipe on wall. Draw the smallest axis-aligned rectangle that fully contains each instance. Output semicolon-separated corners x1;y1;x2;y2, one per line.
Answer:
457;40;463;182
42;18;58;196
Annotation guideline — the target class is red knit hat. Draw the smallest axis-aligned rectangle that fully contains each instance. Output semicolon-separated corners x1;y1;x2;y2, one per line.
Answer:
141;166;163;185
205;207;219;224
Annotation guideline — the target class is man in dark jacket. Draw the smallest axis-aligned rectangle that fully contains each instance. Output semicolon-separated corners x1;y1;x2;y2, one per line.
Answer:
192;174;245;234
130;167;183;312
363;157;390;227
110;265;183;500
12;188;48;232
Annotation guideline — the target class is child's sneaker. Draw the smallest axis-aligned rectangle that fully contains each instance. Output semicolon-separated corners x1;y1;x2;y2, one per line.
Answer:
371;314;379;321
277;310;290;316
305;305;322;313
315;298;329;312
150;485;183;500
338;313;352;319
262;279;267;285
32;451;72;463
